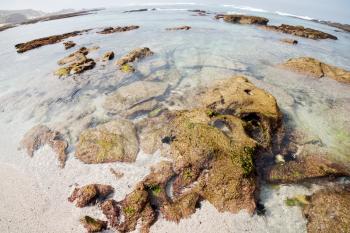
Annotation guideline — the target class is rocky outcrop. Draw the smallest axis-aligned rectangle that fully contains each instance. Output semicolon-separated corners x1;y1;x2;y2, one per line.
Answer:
303;186;350;233
75;119;139;164
266;155;350;183
281;57;350;84
68;184;114;207
101;51;114;61
261;24;337;40
63;41;76;49
54;47;96;77
123;9;156;13
116;47;154;73
15;29;90;53
280;38;298;45
80;216;107;233
97;25;139;34
103;81;168;117
222;14;269;25
166;26;191;31
20;125;68;168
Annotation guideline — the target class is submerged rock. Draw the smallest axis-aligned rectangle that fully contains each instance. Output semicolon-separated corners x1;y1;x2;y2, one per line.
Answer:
75;119;139;164
63;41;76;49
281;57;350;84
261;24;337;40
222;14;269;25
101;51;114;61
166;26;191;31
103;81;168;117
20;125;68;168
280;38;298;45
303;186;350;233
123;8;156;13
15;29;90;53
97;25;139;34
68;184;114;208
266;155;350;183
80;216;107;233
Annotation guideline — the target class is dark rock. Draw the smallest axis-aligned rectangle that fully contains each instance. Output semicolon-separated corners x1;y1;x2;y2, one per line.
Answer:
222;14;269;25
68;184;114;208
15;29;90;53
166;26;191;31
123;9;156;13
261;24;337;40
63;41;76;49
80;216;107;233
280;38;298;45
20;125;68;168
97;25;139;34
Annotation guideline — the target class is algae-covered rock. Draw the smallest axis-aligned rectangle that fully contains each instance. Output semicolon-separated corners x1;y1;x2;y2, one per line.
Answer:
100;199;120;228
266;155;350;183
303;186;350;233
116;47;154;66
119;63;135;73
75;119;139;164
80;216;107;233
223;14;269;25
281;57;350;84
103;81;168;116
198;76;282;148
261;24;337;40
97;25;139;34
68;184;114;208
20;125;68;168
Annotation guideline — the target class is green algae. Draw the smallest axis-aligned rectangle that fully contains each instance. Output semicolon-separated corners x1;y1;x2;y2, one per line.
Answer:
120;63;135;73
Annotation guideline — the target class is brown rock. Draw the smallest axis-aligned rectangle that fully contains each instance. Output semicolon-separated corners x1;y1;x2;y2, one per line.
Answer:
20;125;68;168
68;184;114;208
63;41;76;49
303;186;350;233
281;57;350;84
116;47;154;66
97;25;139;34
261;24;337;40
80;216;107;233
280;38;298;45
266;155;350;183
75;119;139;164
223;14;269;25
166;26;191;31
102;51;114;61
100;199;120;228
15;29;90;53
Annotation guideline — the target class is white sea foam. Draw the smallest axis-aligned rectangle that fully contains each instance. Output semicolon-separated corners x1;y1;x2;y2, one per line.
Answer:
223;5;268;13
127;2;198;6
275;11;314;21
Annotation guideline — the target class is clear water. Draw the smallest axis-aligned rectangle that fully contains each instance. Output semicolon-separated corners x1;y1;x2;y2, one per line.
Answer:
0;5;349;233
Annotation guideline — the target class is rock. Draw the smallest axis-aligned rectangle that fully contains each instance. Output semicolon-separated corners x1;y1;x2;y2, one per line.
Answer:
102;51;114;61
97;25;139;34
20;125;68;168
266;155;350;183
75;119;139;164
222;14;269;25
116;47;154;66
197;76;282;148
280;38;298;45
100;199;120;228
281;57;350;84
80;216;107;233
68;184;114;208
58;47;89;65
303;186;350;233
15;29;90;53
166;26;191;31
123;9;156;13
261;24;337;40
103;81;168;116
63;41;76;49
119;63;135;73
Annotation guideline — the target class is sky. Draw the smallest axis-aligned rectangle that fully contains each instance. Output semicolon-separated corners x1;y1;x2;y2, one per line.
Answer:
0;0;349;23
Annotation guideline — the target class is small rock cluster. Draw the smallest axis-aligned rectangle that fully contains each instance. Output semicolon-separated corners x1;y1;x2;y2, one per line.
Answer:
116;47;154;73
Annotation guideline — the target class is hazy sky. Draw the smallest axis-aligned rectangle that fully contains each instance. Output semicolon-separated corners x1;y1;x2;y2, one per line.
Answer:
0;0;349;23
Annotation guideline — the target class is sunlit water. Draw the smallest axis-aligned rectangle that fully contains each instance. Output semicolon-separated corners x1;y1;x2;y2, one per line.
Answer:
0;4;349;233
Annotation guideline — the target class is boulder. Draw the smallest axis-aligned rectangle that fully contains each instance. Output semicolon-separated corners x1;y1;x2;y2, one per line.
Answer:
63;41;76;49
68;184;114;208
97;25;139;34
101;51;114;61
166;26;191;31
20;125;68;168
15;29;90;53
116;47;154;66
266;155;350;183
303;186;350;233
80;216;107;233
261;24;337;40
75;119;139;164
222;14;269;25
281;57;350;84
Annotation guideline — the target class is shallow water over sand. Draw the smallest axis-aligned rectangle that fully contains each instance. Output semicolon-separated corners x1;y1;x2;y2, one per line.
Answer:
0;4;349;233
